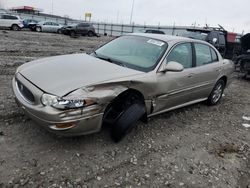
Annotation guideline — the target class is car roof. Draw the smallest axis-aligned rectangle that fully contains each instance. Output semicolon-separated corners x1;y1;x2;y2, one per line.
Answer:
39;21;57;23
127;33;203;43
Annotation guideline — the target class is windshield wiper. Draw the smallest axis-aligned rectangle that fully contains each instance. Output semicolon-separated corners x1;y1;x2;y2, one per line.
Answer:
93;52;126;67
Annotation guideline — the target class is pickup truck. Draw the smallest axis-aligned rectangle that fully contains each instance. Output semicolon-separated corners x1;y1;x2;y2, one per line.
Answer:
182;26;241;60
235;33;250;78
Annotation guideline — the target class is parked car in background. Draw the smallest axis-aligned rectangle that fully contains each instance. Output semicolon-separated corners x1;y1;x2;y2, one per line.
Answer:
35;21;63;33
145;29;165;34
23;19;38;31
13;34;234;142
0;9;8;14
137;29;165;35
182;26;241;59
61;22;97;37
0;14;23;31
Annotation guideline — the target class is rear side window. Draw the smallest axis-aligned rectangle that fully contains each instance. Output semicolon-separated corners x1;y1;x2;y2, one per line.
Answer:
207;31;218;42
194;43;212;66
210;48;218;62
145;30;152;33
79;23;90;27
3;15;18;20
167;43;193;68
51;22;59;26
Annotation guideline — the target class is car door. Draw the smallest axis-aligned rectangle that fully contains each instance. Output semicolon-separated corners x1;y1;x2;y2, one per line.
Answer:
1;15;10;27
153;42;199;113
42;22;51;32
48;22;54;32
189;43;223;99
49;22;56;33
51;22;59;32
79;23;89;35
55;23;61;32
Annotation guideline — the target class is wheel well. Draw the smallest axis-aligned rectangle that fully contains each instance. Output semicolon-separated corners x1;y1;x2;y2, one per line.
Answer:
11;24;18;28
117;89;145;102
103;89;146;125
220;76;227;86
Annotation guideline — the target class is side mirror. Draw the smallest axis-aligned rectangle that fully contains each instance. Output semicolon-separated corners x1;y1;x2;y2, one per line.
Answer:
159;61;184;72
212;38;218;44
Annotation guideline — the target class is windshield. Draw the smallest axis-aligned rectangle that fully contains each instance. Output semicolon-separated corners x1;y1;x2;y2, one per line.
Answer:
94;35;168;72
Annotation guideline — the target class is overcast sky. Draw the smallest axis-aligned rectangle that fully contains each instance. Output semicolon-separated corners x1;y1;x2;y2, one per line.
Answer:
1;0;250;33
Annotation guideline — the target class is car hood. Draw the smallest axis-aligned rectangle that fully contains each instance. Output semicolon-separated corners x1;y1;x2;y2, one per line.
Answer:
19;53;143;96
63;25;76;29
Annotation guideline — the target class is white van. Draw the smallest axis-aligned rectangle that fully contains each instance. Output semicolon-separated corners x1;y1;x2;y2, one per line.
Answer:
0;14;24;30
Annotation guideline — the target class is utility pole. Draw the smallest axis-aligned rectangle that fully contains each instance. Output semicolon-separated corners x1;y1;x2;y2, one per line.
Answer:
51;0;54;15
129;0;135;25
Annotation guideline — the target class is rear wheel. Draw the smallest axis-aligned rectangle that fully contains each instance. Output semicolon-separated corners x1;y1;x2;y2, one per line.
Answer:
57;29;62;34
70;31;76;37
36;26;42;32
110;102;145;142
87;31;94;37
11;24;19;31
207;79;225;105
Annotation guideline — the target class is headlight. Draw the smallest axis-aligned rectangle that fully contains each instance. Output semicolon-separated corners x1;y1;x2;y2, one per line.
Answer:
41;94;96;110
41;94;58;106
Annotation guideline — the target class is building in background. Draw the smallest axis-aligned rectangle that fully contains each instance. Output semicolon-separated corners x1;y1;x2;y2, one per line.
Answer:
10;6;43;14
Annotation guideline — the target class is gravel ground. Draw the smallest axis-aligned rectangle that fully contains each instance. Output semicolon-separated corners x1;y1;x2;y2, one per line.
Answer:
0;30;250;188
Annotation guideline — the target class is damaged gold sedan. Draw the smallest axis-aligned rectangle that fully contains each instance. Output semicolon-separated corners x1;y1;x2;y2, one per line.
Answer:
12;33;234;141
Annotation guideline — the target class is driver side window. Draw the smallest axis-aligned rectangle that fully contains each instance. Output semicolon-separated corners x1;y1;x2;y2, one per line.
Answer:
167;43;193;69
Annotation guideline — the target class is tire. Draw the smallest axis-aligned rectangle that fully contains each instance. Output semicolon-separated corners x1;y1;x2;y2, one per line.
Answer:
87;31;94;37
36;27;42;32
240;60;249;79
57;29;62;34
111;103;145;142
207;79;225;106
11;24;19;31
70;31;76;37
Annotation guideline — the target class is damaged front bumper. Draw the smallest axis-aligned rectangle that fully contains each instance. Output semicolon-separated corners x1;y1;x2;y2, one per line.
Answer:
12;73;104;136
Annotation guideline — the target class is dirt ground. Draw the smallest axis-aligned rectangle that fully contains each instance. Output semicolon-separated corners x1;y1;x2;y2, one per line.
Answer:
0;30;250;188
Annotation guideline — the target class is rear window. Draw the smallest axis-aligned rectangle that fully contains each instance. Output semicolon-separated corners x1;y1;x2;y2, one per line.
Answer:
79;23;90;27
219;33;226;45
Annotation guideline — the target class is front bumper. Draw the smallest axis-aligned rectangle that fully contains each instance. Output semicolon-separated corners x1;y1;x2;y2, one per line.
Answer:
61;29;70;35
18;23;24;28
12;73;104;136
